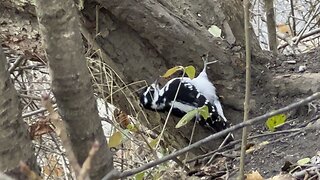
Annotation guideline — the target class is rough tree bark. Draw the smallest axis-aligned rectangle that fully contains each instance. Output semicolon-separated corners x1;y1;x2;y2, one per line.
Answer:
264;0;278;55
152;0;262;51
0;47;37;178
35;0;113;179
81;0;320;155
80;0;271;154
90;0;271;113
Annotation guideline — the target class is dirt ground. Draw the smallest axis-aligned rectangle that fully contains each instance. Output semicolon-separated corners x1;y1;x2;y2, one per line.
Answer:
1;3;320;180
237;50;320;179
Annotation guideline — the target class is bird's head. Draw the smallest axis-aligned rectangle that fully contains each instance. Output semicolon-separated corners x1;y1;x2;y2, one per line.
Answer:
140;78;161;109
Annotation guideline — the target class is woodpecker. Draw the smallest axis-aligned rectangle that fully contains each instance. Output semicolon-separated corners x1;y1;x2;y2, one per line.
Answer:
140;77;230;133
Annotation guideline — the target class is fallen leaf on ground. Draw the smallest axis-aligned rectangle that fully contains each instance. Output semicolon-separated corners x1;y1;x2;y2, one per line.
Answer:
266;114;287;131
246;171;264;180
108;131;123;148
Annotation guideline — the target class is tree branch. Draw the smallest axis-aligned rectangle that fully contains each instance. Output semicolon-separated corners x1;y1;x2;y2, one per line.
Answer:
186;128;301;164
264;0;278;55
278;28;320;50
238;0;251;178
292;165;320;178
102;92;320;179
294;3;320;45
8;56;24;74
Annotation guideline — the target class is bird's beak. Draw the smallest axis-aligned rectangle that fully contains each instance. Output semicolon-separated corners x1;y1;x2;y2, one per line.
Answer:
151;77;160;89
153;78;159;85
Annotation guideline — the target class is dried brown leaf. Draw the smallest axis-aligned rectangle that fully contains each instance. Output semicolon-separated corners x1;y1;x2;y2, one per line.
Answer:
114;109;131;129
28;117;54;139
267;174;295;180
245;171;264;180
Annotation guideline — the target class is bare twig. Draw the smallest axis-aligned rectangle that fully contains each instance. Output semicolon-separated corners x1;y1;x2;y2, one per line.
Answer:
186;128;302;164
47;133;72;180
8;56;24;73
294;3;320;45
278;28;320;49
136;127;159;160
102;169;121;180
102;92;320;179
79;141;100;180
41;94;102;180
172;157;190;172
292;165;320;178
238;0;251;178
22;104;58;118
184;118;197;164
19;161;42;180
289;0;296;36
155;70;186;149
41;94;81;176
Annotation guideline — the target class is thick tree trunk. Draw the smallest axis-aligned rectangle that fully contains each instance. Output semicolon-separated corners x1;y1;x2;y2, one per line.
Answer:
85;1;249;114
155;0;261;51
91;0;271;113
35;0;114;179
81;0;271;154
0;47;37;178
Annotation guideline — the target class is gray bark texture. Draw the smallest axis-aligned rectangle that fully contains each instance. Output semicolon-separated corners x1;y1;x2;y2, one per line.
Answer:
80;0;271;154
0;47;37;178
34;0;114;179
264;0;278;54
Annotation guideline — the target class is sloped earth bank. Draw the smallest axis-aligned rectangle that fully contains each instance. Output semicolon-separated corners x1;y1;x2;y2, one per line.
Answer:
183;52;320;179
237;50;320;179
1;2;320;179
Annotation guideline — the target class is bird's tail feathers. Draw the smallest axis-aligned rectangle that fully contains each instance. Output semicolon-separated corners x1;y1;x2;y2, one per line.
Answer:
213;100;228;122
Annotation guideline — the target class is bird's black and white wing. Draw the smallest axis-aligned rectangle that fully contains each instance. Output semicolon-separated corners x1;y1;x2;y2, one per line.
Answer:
154;78;229;132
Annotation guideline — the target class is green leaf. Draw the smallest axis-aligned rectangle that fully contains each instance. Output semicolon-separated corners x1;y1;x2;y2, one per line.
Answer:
162;66;183;78
127;124;138;132
175;105;210;128
149;136;160;148
208;25;222;37
135;171;145;180
184;66;196;79
175;109;198;128
198;105;209;120
265;113;287;131
297;158;310;165
108;131;122;148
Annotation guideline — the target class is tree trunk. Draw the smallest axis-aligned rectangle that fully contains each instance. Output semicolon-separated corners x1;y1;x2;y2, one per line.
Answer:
264;0;278;55
35;0;114;179
88;0;271;114
0;46;37;178
80;0;271;154
154;0;261;51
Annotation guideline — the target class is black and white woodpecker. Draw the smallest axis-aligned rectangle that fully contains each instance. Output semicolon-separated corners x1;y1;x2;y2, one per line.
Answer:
140;56;232;136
